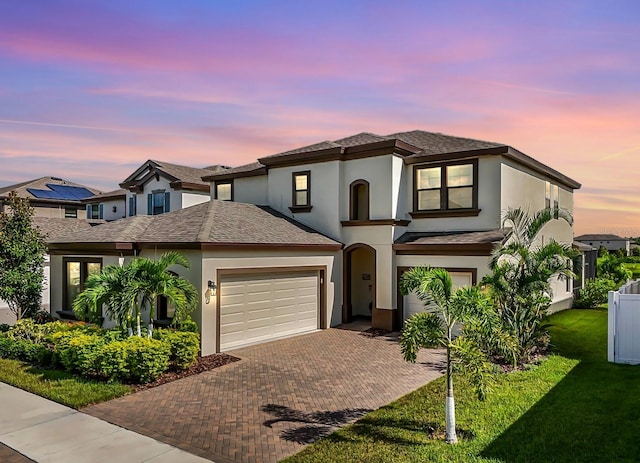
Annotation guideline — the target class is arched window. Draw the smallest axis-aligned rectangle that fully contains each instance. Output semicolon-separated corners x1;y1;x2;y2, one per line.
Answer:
350;180;370;220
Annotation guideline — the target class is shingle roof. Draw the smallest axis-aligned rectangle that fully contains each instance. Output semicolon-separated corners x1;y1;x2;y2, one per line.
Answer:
0;177;101;202
149;160;226;186
388;130;505;157
50;201;341;248
575;234;628;241
261;130;505;160
573;241;595;252
83;188;127;202
32;217;105;243
201;162;266;181
395;229;506;245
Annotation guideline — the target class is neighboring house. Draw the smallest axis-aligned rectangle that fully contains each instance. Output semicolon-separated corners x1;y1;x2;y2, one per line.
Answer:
82;189;127;221
47;129;581;355
119;160;229;217
575;234;630;256
0;177;101;219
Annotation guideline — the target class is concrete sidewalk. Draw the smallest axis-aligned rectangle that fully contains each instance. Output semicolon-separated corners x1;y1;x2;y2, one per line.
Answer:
0;382;211;463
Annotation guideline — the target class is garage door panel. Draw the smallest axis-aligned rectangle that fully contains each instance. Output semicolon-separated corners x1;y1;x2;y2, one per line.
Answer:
220;271;320;351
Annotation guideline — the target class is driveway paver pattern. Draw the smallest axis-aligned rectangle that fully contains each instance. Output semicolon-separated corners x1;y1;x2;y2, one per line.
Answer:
83;328;445;463
0;443;34;463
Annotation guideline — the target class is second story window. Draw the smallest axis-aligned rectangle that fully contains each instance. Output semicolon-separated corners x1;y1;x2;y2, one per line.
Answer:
86;203;103;220
290;171;312;212
148;191;170;215
350;180;370;220
553;184;559;210
545;181;551;208
215;180;233;201
128;195;137;216
413;160;477;215
65;207;78;218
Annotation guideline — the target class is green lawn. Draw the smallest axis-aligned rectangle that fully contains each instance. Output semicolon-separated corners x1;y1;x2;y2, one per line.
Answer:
283;309;640;463
0;358;131;408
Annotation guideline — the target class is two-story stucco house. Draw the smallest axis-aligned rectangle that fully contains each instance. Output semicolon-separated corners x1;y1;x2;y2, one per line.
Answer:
119;160;230;217
47;130;580;356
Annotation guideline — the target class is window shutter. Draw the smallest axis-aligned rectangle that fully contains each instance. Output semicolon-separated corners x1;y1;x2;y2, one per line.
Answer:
164;192;170;213
86;205;91;219
128;197;133;216
132;195;137;215
147;193;153;215
98;204;104;220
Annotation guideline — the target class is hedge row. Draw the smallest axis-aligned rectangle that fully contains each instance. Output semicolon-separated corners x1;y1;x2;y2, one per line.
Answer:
0;320;200;384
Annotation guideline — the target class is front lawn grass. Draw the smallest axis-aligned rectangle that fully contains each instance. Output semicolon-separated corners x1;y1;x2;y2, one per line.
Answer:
284;308;640;463
0;358;131;408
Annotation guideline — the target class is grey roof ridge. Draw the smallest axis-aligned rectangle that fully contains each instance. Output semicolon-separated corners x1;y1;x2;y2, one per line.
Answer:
197;201;218;242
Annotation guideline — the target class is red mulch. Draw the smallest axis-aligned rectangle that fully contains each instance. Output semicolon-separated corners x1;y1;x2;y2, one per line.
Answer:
131;353;240;392
359;327;393;338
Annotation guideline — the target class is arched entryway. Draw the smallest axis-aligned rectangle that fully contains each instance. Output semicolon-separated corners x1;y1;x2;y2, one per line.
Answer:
343;243;376;324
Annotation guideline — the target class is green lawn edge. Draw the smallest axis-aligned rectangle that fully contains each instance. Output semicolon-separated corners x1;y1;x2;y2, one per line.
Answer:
283;308;640;463
0;358;131;409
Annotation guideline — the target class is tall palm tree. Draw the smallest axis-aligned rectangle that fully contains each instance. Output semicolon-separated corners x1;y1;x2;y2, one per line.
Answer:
400;267;515;444
74;252;198;337
128;251;198;338
483;207;575;362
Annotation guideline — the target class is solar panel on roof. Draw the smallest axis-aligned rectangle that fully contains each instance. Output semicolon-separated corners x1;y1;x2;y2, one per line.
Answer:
46;184;94;200
27;188;66;199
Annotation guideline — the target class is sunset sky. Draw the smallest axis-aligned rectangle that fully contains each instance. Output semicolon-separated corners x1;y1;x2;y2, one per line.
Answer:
1;1;639;236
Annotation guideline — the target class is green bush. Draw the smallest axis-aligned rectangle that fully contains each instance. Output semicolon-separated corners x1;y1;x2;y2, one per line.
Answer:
0;335;17;358
123;337;170;383
154;329;200;370
95;342;129;382
6;318;56;344
574;278;618;308
177;317;198;333
53;332;104;375
0;323;10;333
33;310;55;324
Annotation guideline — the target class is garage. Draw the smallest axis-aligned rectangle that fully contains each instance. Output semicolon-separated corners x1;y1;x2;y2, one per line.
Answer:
402;270;474;323
219;270;322;351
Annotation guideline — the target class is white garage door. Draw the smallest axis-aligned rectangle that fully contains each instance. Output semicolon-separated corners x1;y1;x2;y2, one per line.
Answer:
219;271;319;351
403;271;474;323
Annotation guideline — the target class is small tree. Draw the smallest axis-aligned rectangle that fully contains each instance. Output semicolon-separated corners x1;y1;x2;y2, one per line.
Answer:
0;191;47;320
399;267;515;444
74;252;197;336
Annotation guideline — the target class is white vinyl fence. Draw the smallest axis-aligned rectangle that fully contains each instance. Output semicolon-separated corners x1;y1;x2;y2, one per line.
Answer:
608;279;640;364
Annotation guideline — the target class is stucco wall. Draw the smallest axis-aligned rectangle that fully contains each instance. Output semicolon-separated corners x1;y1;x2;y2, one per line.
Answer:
181;191;210;209
229;176;268;205
96;198;126;221
268;161;342;240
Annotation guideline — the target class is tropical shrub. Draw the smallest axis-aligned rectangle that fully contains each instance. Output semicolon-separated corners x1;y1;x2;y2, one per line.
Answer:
177;317;199;333
94;342;129;382
482;207;576;364
54;332;104;374
0;323;10;333
6;318;56;344
574;278;618;308
0;335;52;366
124;337;170;383
154;329;199;369
597;253;631;285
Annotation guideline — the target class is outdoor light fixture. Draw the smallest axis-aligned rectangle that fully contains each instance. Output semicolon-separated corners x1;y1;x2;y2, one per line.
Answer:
205;280;217;304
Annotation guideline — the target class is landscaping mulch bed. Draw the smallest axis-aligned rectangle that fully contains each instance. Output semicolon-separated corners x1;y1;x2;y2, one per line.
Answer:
131;353;240;392
359;327;393;338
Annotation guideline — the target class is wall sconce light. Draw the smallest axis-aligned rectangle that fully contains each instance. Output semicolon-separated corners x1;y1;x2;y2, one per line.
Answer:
205;280;217;304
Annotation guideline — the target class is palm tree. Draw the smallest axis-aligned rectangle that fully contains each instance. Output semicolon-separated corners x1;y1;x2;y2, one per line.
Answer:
73;252;198;337
73;263;140;332
128;251;198;338
482;207;576;362
399;267;515;444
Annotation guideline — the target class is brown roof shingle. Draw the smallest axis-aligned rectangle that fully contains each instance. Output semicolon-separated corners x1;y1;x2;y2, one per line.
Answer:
395;229;506;245
50;201;341;249
33;217;105;243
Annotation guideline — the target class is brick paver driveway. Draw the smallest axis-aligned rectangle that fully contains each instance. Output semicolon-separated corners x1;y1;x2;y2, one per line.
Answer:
83;328;445;463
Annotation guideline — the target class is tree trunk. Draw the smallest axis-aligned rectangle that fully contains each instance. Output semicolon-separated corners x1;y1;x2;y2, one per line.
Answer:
445;341;458;443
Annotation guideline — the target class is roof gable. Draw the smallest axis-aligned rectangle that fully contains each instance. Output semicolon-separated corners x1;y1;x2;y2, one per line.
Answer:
120;160;227;192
